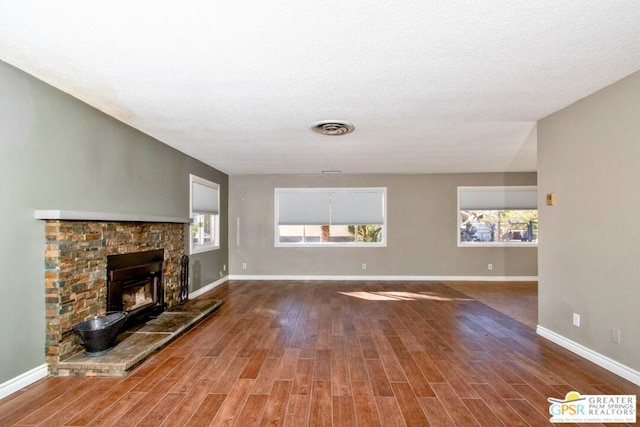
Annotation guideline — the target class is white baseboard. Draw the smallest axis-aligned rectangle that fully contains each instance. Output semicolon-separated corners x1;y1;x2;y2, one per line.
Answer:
0;364;48;400
537;326;640;386
189;276;229;299
228;274;537;282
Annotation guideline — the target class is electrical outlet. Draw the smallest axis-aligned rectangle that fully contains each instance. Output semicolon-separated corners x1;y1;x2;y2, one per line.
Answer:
223;264;226;271
572;313;580;327
242;262;247;270
611;328;621;344
362;263;367;270
219;271;223;278
488;263;493;270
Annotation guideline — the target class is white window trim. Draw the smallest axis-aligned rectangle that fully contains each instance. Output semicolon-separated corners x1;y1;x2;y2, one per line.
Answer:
274;187;387;248
457;185;538;248
190;174;220;254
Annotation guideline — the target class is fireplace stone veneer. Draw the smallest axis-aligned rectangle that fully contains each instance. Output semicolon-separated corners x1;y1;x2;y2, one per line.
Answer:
43;220;185;374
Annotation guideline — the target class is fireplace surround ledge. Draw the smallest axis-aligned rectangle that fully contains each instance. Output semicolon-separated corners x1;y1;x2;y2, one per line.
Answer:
34;210;190;224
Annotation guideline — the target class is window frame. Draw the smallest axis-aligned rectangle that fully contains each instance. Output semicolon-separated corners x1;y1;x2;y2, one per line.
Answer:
274;187;387;248
457;185;538;248
190;174;220;254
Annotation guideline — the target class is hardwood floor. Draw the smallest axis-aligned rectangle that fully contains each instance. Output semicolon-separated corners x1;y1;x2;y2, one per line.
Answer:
1;280;638;426
445;281;537;329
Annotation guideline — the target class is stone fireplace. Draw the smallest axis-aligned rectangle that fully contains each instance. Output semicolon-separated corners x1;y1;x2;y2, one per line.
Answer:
40;214;187;374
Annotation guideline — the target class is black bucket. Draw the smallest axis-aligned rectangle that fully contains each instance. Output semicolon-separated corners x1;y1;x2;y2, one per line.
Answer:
73;311;128;356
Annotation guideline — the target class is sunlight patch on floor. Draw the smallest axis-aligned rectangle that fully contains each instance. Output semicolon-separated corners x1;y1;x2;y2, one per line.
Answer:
338;291;472;302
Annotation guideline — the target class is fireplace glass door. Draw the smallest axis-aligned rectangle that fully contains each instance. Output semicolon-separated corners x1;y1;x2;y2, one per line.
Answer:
107;249;165;320
121;278;155;312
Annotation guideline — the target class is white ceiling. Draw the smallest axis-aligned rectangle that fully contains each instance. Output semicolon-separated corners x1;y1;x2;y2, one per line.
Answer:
2;2;640;175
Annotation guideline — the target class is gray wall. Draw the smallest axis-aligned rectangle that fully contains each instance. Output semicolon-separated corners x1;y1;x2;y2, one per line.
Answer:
538;71;640;371
0;60;228;384
229;173;537;277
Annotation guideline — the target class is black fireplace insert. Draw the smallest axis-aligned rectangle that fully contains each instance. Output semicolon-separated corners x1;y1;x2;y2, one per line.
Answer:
107;249;166;322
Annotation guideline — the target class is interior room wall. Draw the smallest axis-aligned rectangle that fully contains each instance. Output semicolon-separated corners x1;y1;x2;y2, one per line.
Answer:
538;70;640;373
0;60;228;386
229;172;538;278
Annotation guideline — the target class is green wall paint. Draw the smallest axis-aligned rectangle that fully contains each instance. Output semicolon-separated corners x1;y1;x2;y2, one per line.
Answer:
0;60;228;384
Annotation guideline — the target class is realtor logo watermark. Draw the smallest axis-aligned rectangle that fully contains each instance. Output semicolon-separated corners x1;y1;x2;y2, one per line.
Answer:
548;391;636;423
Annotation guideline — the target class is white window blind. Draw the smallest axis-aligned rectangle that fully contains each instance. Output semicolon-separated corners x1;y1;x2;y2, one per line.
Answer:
192;180;219;214
330;191;384;225
459;186;537;210
277;188;385;225
278;191;331;225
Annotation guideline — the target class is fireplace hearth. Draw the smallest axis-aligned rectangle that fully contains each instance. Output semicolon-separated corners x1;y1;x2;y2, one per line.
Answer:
107;249;166;322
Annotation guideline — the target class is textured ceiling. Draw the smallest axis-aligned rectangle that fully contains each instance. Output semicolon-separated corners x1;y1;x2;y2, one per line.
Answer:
2;2;640;175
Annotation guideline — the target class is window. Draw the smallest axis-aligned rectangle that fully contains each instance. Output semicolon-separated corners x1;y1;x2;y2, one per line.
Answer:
190;175;220;254
458;186;537;246
275;188;386;247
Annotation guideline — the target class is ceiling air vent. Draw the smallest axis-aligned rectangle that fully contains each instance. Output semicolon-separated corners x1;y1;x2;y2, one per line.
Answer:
312;120;355;136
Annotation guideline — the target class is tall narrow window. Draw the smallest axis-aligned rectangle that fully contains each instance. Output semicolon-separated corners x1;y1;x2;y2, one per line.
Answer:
190;175;220;254
458;186;537;246
275;188;386;247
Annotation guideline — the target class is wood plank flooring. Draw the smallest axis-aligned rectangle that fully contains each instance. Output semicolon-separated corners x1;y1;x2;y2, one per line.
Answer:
1;280;638;426
446;281;537;329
